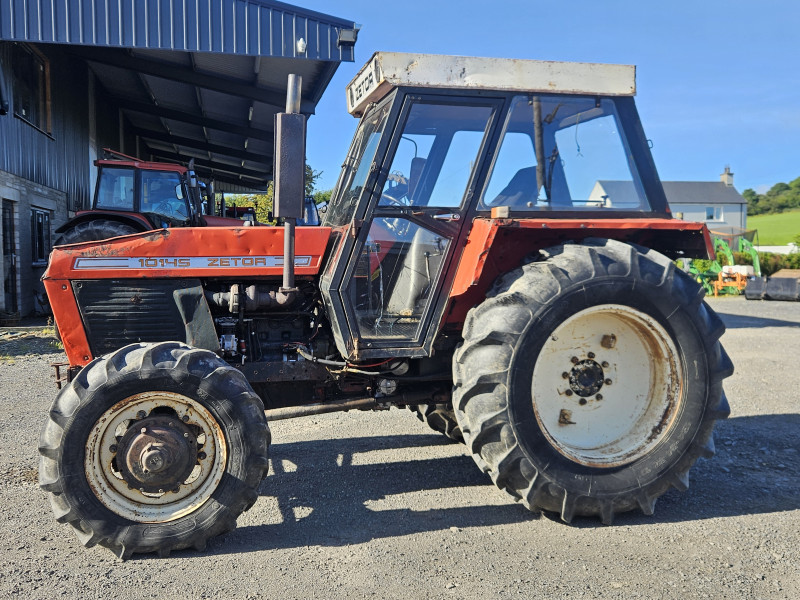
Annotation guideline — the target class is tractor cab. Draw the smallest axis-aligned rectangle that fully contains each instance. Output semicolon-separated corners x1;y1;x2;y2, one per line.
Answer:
91;151;196;228
320;53;678;361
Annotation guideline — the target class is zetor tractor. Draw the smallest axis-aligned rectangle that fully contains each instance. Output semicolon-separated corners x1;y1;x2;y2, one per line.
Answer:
54;149;242;245
40;53;731;558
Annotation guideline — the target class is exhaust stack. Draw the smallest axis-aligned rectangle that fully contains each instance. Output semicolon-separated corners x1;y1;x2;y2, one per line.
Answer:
273;74;306;293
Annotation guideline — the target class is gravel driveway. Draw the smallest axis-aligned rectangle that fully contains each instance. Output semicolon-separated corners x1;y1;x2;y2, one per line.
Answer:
0;296;797;599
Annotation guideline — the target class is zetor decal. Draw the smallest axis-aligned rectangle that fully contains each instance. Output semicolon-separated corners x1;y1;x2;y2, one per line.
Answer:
73;256;313;270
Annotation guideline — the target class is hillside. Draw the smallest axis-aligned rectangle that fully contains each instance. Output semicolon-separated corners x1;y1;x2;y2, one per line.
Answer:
747;209;800;245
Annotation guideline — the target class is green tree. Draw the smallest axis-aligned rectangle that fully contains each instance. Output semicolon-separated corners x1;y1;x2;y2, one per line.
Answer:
743;188;762;215
305;165;322;196
224;183;274;223
313;189;333;205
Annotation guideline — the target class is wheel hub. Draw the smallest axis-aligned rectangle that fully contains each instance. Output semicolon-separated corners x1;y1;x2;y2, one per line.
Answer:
532;304;682;467
117;415;197;493
568;359;605;397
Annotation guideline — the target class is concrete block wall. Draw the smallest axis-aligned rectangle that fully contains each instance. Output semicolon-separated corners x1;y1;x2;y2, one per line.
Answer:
0;169;68;316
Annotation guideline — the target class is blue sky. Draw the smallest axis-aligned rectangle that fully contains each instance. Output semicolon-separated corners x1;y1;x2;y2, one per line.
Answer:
300;0;799;195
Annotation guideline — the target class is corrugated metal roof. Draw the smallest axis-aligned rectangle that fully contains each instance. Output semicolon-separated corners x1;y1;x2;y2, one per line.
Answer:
0;0;355;61
0;0;359;188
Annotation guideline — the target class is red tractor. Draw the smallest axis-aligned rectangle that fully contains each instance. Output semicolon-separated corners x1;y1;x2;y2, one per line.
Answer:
54;149;244;245
40;53;731;558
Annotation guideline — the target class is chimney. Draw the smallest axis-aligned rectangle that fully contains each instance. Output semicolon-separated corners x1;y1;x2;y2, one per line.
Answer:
720;165;734;187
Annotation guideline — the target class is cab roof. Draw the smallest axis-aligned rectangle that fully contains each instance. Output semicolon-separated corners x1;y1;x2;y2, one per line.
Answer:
346;52;636;117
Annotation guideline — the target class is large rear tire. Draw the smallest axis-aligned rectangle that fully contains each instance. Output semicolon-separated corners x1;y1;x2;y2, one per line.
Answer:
54;219;139;245
453;239;732;524
39;342;270;558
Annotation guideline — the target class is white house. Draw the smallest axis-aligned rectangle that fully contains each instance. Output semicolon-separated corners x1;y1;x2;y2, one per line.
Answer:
589;167;748;230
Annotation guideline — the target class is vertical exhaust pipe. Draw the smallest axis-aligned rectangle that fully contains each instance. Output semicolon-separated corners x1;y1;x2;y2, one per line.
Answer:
274;74;306;293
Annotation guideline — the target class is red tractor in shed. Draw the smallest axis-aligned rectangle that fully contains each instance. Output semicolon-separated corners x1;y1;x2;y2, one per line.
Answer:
54;149;245;245
40;53;731;558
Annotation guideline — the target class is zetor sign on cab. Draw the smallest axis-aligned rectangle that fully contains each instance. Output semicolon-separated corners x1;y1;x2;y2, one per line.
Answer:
40;52;729;559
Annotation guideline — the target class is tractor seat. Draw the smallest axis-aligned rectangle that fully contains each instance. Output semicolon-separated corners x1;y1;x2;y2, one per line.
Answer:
489;167;539;207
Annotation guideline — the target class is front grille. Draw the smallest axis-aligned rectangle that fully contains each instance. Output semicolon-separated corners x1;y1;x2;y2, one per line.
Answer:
74;279;197;356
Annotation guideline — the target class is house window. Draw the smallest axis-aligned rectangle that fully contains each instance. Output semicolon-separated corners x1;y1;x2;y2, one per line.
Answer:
31;208;51;265
705;206;722;221
12;44;51;133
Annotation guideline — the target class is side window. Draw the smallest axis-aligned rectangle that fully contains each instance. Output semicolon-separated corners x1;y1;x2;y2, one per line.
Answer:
380;102;492;208
12;44;51;134
555;112;642;209
140;171;188;221
95;168;136;211
482;96;649;211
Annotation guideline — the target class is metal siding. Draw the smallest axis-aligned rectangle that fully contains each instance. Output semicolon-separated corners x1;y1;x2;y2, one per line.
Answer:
0;44;91;212
246;2;259;55
94;1;107;46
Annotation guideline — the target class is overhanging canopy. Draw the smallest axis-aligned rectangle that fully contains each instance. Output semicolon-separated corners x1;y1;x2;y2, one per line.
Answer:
0;0;359;189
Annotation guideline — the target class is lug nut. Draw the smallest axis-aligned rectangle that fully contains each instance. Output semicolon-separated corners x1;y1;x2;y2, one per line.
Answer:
602;361;609;368
571;357;579;364
561;372;569;379
587;352;595;359
605;379;612;385
198;451;207;460
109;444;118;453
136;411;146;419
579;398;587;406
596;394;603;401
182;415;190;422
565;390;573;397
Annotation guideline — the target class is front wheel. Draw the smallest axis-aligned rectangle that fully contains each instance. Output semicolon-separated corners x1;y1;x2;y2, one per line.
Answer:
453;239;732;524
39;342;270;558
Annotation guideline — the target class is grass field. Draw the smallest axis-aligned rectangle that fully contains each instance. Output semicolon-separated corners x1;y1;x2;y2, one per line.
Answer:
747;209;800;245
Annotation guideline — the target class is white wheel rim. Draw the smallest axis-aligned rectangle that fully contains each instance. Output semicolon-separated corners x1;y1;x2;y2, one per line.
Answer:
531;304;682;467
85;392;227;523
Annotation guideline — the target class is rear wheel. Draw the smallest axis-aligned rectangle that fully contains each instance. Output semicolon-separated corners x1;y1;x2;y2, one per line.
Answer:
39;342;270;558
453;239;732;523
54;218;139;245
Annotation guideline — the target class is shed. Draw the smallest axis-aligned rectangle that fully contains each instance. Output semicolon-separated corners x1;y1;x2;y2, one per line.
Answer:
0;0;359;317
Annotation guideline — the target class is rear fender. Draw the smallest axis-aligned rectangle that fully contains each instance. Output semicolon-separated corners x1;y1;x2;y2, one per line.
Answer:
444;217;711;326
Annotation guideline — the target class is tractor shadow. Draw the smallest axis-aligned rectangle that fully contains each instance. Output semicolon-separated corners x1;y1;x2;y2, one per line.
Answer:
202;414;799;555
715;312;800;329
212;431;536;555
566;413;800;528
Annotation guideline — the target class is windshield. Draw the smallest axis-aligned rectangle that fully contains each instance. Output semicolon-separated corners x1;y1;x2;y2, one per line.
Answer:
323;103;391;227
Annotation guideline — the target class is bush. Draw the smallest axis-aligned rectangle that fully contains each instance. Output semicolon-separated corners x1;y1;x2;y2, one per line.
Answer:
757;252;800;276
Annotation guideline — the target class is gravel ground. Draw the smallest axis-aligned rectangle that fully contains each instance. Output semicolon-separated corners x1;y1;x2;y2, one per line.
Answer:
0;296;797;599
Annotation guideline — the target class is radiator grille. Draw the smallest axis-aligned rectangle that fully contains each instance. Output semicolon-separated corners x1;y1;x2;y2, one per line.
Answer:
74;279;197;356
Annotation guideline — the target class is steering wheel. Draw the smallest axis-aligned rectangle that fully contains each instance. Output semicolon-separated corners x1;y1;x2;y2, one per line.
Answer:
155;200;188;219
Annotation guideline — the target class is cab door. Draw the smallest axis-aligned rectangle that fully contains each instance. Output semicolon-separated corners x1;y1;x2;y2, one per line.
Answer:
337;96;500;360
